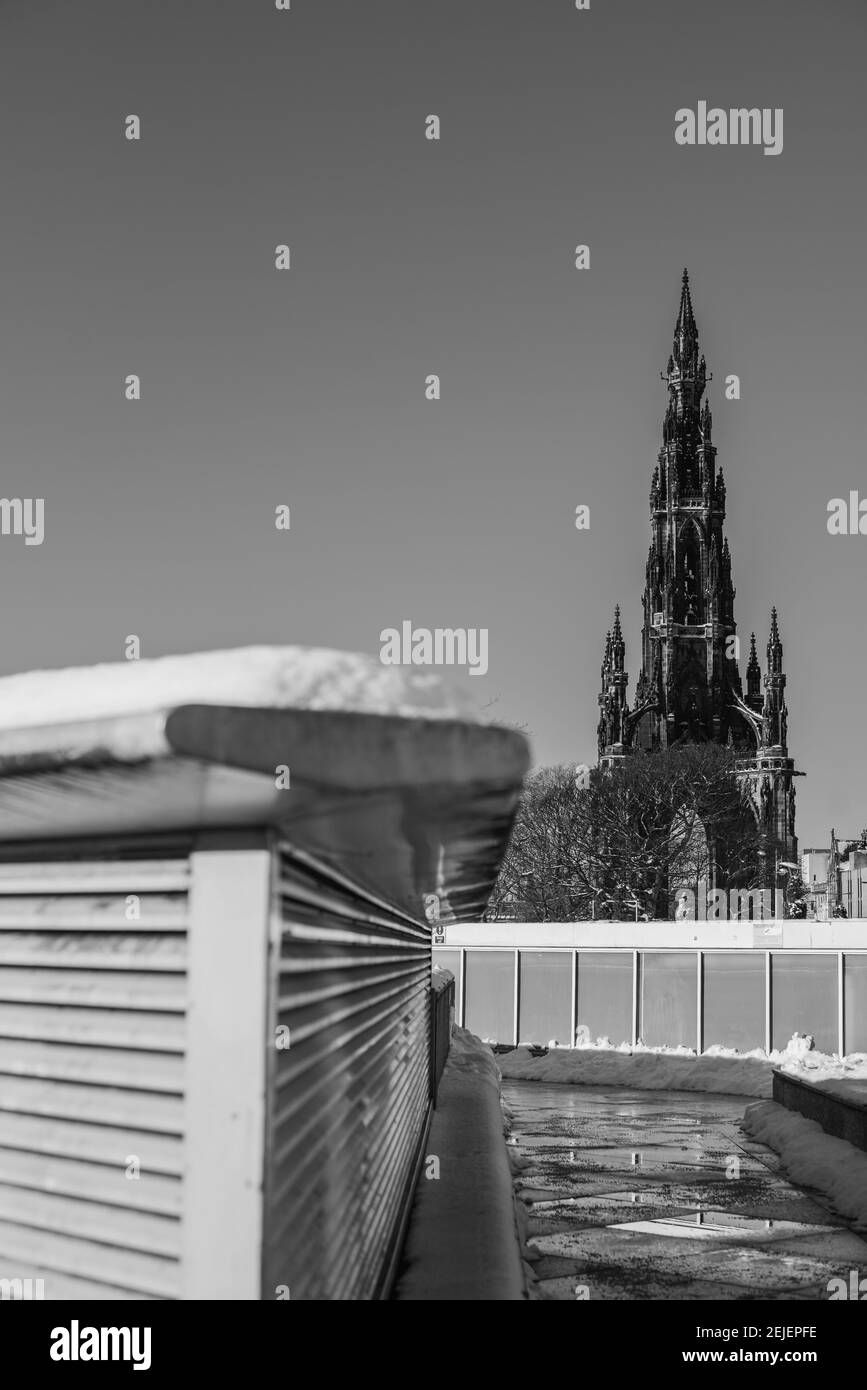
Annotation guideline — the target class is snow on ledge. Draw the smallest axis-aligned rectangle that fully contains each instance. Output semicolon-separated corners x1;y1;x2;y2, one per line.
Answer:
0;645;484;733
743;1101;867;1232
394;1026;526;1301
431;964;455;995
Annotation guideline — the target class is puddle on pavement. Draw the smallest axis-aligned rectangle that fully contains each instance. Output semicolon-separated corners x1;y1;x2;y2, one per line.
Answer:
504;1079;867;1300
607;1212;838;1240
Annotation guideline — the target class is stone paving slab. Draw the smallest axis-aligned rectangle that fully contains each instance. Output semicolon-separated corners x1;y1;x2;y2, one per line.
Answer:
504;1081;867;1302
520;1173;846;1224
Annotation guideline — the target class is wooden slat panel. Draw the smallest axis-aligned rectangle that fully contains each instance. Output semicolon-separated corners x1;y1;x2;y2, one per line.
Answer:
0;1187;180;1257
0;862;190;893
0;1222;179;1299
0;1041;184;1093
0;1149;181;1216
0;1260;159;1300
262;846;430;1301
0;931;187;970
274;841;425;928
270;1001;427;1213
0;1003;185;1051
0;894;188;931
0;1112;182;1176
0;1076;184;1134
0;967;185;1010
0;854;190;1302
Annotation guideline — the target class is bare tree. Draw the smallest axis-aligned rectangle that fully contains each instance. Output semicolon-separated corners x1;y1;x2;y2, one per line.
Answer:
486;745;764;922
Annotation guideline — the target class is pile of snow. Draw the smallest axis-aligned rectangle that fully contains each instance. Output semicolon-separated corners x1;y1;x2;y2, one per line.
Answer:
743;1101;867;1232
809;1077;867;1106
0;645;483;732
445;1025;504;1093
774;1047;867;1108
500;1044;773;1096
498;1036;867;1099
394;1024;527;1301
431;964;455;995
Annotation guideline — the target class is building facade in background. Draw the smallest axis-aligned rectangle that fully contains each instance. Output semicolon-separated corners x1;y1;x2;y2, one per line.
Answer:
803;833;867;920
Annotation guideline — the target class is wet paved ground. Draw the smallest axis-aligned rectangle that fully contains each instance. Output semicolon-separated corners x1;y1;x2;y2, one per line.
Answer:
504;1082;867;1301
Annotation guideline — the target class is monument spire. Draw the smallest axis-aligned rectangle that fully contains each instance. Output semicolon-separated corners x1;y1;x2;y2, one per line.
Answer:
592;272;800;892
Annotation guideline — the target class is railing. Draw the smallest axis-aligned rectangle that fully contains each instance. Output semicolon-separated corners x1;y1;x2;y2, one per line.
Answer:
430;969;455;1104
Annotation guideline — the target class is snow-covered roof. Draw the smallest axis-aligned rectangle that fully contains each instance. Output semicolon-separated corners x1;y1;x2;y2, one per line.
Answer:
0;646;530;922
0;645;483;731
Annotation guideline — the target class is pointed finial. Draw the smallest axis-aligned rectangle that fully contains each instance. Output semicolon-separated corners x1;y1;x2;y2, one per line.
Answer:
612;605;623;641
767;608;783;674
601;630;612;681
746;631;761;695
675;267;697;336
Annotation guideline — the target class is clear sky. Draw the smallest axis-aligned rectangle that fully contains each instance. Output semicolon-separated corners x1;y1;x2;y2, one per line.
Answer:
0;0;864;849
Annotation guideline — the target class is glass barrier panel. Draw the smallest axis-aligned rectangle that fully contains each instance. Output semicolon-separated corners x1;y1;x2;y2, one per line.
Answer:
844;954;867;1055
771;953;837;1055
703;952;765;1052
519;951;572;1046
465;950;515;1045
576;952;633;1047
640;952;696;1049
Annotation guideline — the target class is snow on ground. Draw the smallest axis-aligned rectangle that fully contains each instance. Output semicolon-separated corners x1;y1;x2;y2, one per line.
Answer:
445;1023;504;1087
743;1101;867;1232
500;1044;773;1096
0;645;483;730
774;1052;867;1109
498;1037;867;1099
394;1024;526;1301
810;1077;867;1105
